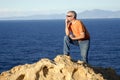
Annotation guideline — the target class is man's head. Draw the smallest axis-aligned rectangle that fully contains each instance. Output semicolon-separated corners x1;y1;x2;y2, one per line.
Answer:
66;11;77;21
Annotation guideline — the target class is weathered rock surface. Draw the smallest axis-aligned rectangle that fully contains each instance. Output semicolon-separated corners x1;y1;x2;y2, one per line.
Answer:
0;55;120;80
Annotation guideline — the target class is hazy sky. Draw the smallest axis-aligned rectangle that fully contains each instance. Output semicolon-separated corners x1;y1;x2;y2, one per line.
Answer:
0;0;119;17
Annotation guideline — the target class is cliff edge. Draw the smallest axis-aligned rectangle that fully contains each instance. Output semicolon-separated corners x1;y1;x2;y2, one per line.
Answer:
0;55;120;80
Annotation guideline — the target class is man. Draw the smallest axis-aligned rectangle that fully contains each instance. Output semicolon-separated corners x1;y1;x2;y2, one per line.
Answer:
63;11;90;63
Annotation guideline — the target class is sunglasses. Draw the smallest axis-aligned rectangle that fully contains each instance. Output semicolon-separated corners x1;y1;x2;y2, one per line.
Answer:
66;15;73;17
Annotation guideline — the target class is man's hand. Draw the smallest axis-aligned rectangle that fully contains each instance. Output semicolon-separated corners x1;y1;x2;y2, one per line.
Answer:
65;19;68;24
69;34;75;40
65;19;71;28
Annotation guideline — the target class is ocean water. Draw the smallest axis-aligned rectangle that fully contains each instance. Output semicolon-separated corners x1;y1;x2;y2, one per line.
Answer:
0;19;120;75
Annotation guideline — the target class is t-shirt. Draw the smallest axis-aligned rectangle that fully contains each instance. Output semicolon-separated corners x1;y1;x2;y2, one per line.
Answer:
67;20;90;40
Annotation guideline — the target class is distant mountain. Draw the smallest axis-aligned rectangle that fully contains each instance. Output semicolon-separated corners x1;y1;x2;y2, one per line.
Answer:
78;9;120;19
0;14;65;20
1;9;120;20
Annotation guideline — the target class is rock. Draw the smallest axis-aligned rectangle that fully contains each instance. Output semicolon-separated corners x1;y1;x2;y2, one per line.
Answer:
0;55;120;80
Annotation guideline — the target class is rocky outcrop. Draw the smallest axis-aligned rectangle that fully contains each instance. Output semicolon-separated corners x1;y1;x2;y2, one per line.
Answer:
0;55;120;80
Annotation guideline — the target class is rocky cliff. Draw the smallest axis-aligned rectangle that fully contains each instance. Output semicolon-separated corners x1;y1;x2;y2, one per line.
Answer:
0;55;120;80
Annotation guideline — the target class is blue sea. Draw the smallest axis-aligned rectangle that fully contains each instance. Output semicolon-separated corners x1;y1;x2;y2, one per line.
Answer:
0;19;120;75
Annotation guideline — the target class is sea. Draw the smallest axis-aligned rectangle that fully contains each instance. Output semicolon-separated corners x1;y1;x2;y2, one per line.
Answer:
0;19;120;75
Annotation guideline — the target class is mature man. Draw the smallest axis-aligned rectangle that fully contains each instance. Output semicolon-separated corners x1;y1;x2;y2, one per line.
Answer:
63;11;90;63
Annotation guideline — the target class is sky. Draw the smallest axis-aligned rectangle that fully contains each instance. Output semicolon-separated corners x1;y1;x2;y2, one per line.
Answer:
0;0;120;17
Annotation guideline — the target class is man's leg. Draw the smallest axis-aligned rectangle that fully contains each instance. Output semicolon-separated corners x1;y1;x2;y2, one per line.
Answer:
63;36;71;55
79;40;90;63
63;36;79;55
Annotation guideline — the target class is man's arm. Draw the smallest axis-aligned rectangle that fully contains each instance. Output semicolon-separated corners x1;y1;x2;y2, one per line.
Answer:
65;19;71;36
65;24;69;36
69;32;85;40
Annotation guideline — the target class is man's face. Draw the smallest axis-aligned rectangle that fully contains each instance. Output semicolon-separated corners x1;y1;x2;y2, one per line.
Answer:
66;12;74;21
